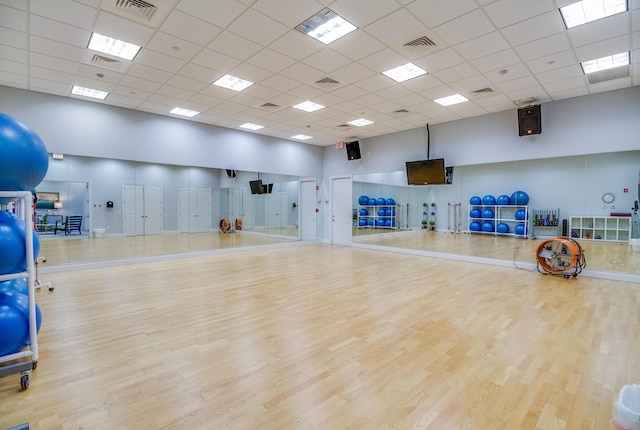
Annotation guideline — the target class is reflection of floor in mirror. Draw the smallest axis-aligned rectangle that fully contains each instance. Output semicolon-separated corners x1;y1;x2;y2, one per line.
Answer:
38;231;298;267
352;229;640;275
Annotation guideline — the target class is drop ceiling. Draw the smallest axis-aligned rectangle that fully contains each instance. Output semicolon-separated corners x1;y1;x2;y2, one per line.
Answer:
0;0;638;146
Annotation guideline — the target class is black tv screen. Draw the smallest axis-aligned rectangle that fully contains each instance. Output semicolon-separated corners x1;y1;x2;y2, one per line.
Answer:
249;180;264;194
406;159;446;185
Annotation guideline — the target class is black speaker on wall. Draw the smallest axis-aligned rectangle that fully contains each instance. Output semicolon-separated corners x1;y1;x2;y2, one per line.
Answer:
518;105;541;136
226;169;237;178
346;141;361;160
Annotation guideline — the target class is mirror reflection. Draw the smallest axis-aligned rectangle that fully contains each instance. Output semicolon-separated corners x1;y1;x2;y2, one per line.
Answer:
36;155;312;267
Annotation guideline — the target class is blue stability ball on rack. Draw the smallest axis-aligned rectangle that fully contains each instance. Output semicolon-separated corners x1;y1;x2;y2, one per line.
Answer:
0;113;49;194
514;223;528;236
359;208;368;216
511;190;530;205
368;218;375;226
469;222;481;231
0;291;42;356
481;208;494;219
386;198;395;205
368;198;377;205
358;218;367;227
0;211;41;275
482;195;496;205
496;194;511;205
377;197;386;205
385;209;392;216
0;279;28;295
496;222;510;233
377;208;386;216
470;209;482;218
384;219;392;227
481;221;495;232
514;209;528;220
358;195;369;205
470;196;482;205
376;219;385;227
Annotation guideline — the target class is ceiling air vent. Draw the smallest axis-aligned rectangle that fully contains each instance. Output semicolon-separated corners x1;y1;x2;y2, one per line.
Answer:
403;36;436;48
315;77;340;85
587;65;630;85
472;87;494;94
113;0;157;21
336;124;352;128
91;54;122;69
255;102;286;112
392;109;410;114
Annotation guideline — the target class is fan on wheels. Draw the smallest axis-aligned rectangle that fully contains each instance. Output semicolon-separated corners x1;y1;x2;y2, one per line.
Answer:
536;236;586;278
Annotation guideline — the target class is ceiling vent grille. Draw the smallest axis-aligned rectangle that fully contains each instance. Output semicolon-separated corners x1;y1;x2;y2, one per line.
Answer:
472;87;494;93
91;54;122;69
255;102;286;112
113;0;157;21
315;77;340;85
392;109;410;114
587;65;630;84
403;36;436;48
336;124;352;128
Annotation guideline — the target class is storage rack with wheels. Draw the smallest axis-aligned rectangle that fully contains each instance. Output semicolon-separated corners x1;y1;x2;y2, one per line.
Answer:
0;191;39;391
357;204;399;229
468;204;531;238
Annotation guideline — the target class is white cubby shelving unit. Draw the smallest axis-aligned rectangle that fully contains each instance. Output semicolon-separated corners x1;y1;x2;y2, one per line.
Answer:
468;204;531;238
0;191;39;391
569;216;631;242
357;204;399;229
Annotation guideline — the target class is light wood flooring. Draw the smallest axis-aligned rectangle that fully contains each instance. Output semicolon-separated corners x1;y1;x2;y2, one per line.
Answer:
1;244;639;429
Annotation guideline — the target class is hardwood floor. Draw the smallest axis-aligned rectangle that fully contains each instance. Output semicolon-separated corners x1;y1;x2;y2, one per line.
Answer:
1;244;638;429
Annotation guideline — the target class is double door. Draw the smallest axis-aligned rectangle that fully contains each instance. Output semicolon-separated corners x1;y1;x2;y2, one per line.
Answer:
123;184;162;236
178;187;211;233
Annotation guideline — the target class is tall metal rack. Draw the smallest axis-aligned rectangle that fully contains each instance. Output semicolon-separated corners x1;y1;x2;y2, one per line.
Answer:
0;191;39;390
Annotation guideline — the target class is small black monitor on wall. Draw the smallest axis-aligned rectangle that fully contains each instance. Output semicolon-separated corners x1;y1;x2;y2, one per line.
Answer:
249;180;264;194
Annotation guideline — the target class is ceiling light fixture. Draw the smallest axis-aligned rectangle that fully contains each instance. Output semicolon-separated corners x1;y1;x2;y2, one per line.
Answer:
382;63;427;83
213;75;254;92
560;0;627;29
239;123;265;130
581;52;629;74
293;101;325;112
71;85;108;100
434;94;469;106
291;134;313;140
347;118;374;127
87;32;141;61
296;8;357;45
169;107;199;118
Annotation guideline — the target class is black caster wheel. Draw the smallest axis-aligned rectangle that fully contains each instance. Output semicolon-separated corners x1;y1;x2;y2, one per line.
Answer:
49;286;54;292
20;374;30;391
32;361;37;370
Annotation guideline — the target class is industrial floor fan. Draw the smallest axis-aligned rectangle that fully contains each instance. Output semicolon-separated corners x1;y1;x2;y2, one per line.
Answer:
536;236;586;278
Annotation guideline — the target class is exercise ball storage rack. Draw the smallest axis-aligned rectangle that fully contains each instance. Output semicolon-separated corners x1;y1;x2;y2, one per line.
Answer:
0;191;40;391
536;236;586;278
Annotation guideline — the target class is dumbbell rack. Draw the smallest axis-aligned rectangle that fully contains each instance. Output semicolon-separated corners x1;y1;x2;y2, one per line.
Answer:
0;191;39;391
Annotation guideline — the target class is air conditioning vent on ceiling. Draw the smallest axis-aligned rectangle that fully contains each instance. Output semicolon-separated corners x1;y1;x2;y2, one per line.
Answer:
114;0;157;21
392;109;410;114
336;124;352;128
403;36;436;48
91;54;122;69
315;77;340;85
255;102;286;112
472;87;494;93
586;65;630;85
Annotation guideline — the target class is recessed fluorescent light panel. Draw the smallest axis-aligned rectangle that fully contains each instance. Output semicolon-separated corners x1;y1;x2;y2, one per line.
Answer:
382;63;427;83
169;108;199;118
239;123;264;130
296;8;357;44
88;32;141;61
560;0;627;29
581;52;630;74
434;94;469;106
292;101;325;112
213;75;254;92
291;134;313;140
71;85;108;100
347;118;374;127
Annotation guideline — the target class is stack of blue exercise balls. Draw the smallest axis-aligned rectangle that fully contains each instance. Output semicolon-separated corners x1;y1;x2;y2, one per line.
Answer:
469;190;530;233
0;112;48;357
357;195;396;227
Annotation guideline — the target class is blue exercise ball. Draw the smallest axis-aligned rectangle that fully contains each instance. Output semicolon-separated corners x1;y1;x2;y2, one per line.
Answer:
0;113;49;196
0;279;28;295
391;219;396;227
368;198;377;205
511;190;529;205
376;219;385;227
469;196;482;205
384;219;391;227
496;194;511;205
481;208;494;219
384;209;391;216
385;198;395;205
358;218;367;227
0;211;40;275
469;222;481;231
514;223;528;236
359;208;368;216
482;195;496;205
481;221;495;232
470;209;482;219
377;208;386;216
377;197;386;206
0;291;42;356
514;209;528;220
368;218;374;226
496;222;510;234
358;195;369;205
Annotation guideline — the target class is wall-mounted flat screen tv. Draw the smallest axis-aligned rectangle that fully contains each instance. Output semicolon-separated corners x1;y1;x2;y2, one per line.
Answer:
406;158;447;185
249;179;264;194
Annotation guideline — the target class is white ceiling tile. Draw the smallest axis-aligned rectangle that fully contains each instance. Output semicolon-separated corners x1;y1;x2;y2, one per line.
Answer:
118;75;163;93
470;49;521;73
29;0;96;30
331;0;401;28
302;49;352;74
0;3;26;31
542;76;587;93
514;33;572;61
363;8;427;47
93;11;155;47
358;48;408;74
154;84;194;101
175;0;246;28
146;32;202;61
227;8;289;47
269;30;322;62
574;35;630;62
525;50;577;74
165;74;210;93
30;35;84;62
0;26;26;49
77;63;123;84
160;9;222;47
332;62;377;86
191;48;241;74
135;49;185;74
432;63;479;83
0;0;26;11
252;0;322;27
455;31;510;61
433;9;496;45
407;0;478;28
496;75;539;92
104;93;142;109
330;30;386;62
486;63;531;83
227;62;272;84
547;86;590;101
30;15;90;48
0;44;27;63
0;72;27;88
414;48;465;73
208;31;262;61
0;58;26;75
246;48;296;73
176;63;219;83
127;63;172;84
483;0;555;28
536;65;583;84
29;51;78;74
588;77;632;93
567;13;630;48
451;75;493;93
500;11;566;47
260;74;301;92
30;77;72;95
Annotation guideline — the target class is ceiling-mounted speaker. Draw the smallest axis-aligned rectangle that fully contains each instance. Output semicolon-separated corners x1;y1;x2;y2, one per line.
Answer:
346;141;361;160
518;105;541;136
226;169;237;178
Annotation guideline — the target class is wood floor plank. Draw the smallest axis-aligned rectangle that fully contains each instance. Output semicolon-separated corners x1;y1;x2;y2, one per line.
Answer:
1;244;638;429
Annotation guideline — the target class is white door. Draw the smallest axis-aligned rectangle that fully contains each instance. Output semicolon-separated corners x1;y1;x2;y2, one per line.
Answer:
331;176;352;246
267;191;288;228
300;178;316;241
179;187;211;233
230;188;254;230
123;184;144;237
143;185;162;235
